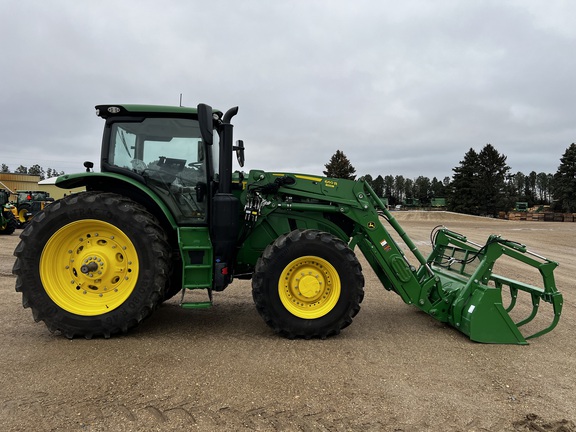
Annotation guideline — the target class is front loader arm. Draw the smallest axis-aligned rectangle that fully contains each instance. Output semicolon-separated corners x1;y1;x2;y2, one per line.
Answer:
240;172;437;306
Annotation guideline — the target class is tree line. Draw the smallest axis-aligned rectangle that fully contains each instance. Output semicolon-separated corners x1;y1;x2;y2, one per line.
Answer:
324;143;576;214
1;164;65;180
4;142;575;215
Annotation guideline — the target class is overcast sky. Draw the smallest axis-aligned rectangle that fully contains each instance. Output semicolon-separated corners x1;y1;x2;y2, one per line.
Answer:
2;1;575;181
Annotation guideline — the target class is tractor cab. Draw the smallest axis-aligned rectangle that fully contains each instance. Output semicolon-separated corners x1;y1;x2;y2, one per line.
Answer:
98;106;222;224
97;104;244;227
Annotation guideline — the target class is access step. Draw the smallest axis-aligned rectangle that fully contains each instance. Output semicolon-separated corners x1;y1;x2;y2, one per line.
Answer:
180;301;212;310
179;284;213;310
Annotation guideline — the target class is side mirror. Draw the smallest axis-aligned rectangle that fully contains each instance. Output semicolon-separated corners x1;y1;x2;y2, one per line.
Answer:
197;103;213;146
233;140;245;167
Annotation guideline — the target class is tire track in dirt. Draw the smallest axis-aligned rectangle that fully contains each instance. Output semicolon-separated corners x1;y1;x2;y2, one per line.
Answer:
4;391;574;431
513;413;576;431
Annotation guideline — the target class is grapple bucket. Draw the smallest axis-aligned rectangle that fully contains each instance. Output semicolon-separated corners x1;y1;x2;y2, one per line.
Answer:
427;228;563;344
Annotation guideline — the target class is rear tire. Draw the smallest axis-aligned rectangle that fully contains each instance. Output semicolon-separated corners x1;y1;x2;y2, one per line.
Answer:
13;192;171;338
252;229;364;339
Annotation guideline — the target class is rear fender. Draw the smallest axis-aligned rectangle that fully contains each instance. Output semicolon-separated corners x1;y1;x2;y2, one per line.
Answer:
56;172;178;231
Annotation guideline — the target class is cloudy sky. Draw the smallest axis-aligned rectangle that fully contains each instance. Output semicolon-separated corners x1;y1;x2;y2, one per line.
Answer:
2;1;575;181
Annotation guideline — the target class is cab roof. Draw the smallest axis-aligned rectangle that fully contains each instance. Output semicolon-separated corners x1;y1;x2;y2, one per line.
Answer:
95;104;222;119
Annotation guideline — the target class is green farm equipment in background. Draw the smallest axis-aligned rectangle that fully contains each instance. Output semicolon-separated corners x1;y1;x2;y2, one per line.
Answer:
14;190;54;228
0;189;17;235
13;103;563;344
431;197;446;208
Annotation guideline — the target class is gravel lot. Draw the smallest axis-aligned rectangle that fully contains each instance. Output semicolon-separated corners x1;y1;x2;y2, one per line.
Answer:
1;211;574;431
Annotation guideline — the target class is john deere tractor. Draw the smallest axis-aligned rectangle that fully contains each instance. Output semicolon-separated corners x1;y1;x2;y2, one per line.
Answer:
13;104;563;343
14;190;53;228
1;189;17;235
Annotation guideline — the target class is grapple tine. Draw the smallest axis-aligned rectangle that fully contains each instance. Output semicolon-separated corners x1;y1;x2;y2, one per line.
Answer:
427;228;563;344
515;294;539;328
525;291;563;340
504;285;519;313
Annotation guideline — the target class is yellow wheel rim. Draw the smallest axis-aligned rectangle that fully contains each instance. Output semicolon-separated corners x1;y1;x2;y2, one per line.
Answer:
40;219;139;316
18;208;28;223
278;256;341;319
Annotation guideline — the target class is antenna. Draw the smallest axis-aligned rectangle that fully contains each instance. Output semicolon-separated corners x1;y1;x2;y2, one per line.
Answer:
179;93;183;107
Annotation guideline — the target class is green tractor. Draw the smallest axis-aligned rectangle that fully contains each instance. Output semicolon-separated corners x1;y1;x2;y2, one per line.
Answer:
1;189;17;235
14;190;53;228
13;103;563;344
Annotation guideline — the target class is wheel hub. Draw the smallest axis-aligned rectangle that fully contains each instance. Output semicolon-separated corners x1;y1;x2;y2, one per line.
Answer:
80;260;100;275
69;234;134;295
298;274;321;298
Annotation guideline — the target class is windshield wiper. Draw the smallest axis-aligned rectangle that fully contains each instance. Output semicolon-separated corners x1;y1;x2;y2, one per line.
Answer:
119;130;132;158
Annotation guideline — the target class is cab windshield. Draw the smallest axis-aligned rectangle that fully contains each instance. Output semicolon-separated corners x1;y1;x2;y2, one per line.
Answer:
107;117;216;223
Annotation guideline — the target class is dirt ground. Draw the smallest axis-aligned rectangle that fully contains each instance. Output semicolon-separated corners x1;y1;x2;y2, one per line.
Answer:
0;211;574;432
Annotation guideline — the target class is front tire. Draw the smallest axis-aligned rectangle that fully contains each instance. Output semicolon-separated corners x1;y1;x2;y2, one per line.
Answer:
13;192;171;338
252;229;364;339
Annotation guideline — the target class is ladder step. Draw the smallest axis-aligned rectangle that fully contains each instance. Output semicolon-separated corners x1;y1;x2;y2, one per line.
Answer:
182;245;212;251
180;301;212;309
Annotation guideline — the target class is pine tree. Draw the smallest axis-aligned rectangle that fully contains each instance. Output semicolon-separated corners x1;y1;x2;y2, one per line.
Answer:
384;175;394;201
323;150;356;180
414;176;431;205
448;148;480;214
430;177;445;199
552;143;576;212
527;171;538;204
476;144;510;216
394;175;405;202
513;172;526;198
404;178;414;200
372;175;384;197
536;172;551;203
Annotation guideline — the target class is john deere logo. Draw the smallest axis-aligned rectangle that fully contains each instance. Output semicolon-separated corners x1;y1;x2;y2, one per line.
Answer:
367;221;375;229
